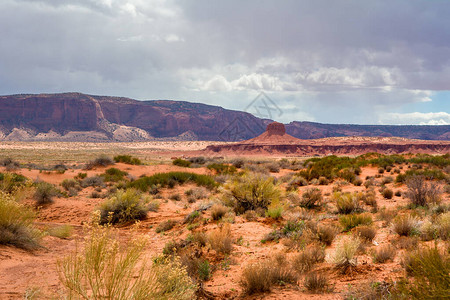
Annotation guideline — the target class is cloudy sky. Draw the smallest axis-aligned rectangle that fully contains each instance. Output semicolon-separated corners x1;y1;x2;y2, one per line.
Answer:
1;0;449;125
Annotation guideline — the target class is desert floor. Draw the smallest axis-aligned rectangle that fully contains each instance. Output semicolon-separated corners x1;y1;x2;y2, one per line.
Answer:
0;142;448;299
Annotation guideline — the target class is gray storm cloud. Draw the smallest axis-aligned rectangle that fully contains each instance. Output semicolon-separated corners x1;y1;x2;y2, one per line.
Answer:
0;0;448;124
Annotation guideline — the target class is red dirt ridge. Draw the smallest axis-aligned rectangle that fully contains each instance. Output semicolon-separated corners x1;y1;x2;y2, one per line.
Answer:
205;122;450;156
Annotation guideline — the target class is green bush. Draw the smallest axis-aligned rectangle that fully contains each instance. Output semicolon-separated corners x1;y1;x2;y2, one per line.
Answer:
339;213;373;231
129;172;217;192
113;155;142;165
173;158;191;168
225;173;281;213
0;191;41;250
0;172;29;194
101;168;128;182
98;189;149;225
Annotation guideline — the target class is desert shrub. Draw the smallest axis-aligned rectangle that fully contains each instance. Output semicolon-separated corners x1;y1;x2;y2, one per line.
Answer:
81;176;105;188
292;244;325;273
377;208;396;224
381;176;394;185
353;177;363;186
85;155;114;169
184;187;209;201
0;172;29;194
240;256;297;295
179;252;211;282
395;190;402;197
399;247;450;299
286;175;309;191
358;189;377;207
300;188;323;209
156;220;177;233
225;172;281;213
0;192;41;250
334;192;361;214
98;189;148;225
378;167;385;174
266;163;280;173
33;182;58;205
345;281;396;300
392;215;419;236
0;157;20;170
207;163;236;175
207;224;233;254
382;188;393;199
372;245;396;263
339;213;373;231
210;204;228;221
58;226;196;300
229;158;244;168
405;175;442;207
316;224;338;246
47;225;73;239
354;225;377;242
173;158;191;167
332;236;360;274
113;155;142;165
304;272;330;293
61;179;81;193
101;167;128;182
129;172;217;191
183;210;201;224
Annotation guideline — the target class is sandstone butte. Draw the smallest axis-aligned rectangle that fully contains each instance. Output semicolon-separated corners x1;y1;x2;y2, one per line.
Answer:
205;122;450;156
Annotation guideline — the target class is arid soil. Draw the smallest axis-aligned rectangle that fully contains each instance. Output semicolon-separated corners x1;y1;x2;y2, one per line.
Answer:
0;139;449;299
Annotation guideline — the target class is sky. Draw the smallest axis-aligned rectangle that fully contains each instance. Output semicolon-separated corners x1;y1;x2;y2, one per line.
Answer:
0;0;449;125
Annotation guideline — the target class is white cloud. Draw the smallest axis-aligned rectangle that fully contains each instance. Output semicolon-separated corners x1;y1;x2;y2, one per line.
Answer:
380;112;450;125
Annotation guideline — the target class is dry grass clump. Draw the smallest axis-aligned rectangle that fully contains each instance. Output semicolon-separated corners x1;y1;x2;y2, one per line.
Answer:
47;225;73;239
98;189;148;225
243;210;258;221
331;236;360;274
405;175;442;207
354;225;377;242
292;244;325;273
207;224;233;254
58;226;196;300
225;172;281;213
304;272;330;293
240;255;297;295
300;188;323;209
316;224;339;246
156;220;177;233
399;247;450;299
394;236;419;250
381;188;393;199
437;211;450;240
0;191;41;250
33;181;58;206
392;215;419;237
372;245;396;263
334;192;362;214
61;178;82;196
339;213;373;231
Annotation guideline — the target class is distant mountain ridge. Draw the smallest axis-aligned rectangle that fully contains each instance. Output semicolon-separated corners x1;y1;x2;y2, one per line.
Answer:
0;92;448;142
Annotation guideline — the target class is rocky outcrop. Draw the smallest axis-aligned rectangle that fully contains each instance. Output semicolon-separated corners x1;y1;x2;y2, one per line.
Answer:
0;93;449;142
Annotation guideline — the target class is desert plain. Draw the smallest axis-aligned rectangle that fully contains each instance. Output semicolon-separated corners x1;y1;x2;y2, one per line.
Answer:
0;138;449;300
